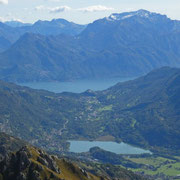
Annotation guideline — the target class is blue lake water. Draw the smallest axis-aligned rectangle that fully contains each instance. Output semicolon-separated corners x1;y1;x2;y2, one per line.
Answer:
19;77;135;93
68;141;151;154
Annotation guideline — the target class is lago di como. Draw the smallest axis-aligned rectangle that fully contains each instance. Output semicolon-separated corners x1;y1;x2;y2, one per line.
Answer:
19;77;135;93
0;0;180;179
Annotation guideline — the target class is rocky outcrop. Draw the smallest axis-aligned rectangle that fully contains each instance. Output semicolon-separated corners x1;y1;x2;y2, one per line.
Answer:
0;132;27;157
0;146;62;180
37;149;61;174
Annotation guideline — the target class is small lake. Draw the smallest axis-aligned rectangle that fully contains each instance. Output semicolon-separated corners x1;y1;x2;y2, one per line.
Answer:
19;77;135;93
68;141;151;154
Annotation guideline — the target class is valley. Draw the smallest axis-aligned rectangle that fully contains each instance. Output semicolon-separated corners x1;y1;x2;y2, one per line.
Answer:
1;66;180;178
0;67;180;155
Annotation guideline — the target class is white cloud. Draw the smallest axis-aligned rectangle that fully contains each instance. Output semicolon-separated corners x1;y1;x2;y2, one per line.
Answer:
35;5;71;13
35;5;113;14
78;5;115;13
49;6;71;13
35;5;47;11
0;0;8;5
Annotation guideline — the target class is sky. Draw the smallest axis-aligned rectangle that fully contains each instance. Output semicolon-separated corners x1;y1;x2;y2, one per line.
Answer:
0;0;180;24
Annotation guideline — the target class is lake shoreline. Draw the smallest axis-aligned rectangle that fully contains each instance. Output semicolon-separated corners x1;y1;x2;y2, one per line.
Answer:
68;140;152;155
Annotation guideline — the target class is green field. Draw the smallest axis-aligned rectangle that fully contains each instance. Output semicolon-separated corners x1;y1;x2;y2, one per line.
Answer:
127;156;180;178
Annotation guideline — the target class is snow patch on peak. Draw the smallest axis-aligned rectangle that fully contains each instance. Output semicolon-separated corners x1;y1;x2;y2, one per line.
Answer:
107;10;154;22
107;13;134;21
109;14;117;20
136;9;152;17
121;14;134;20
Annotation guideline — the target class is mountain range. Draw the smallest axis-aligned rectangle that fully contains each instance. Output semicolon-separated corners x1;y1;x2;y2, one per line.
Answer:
0;67;180;155
0;10;180;82
4;20;32;27
0;18;86;52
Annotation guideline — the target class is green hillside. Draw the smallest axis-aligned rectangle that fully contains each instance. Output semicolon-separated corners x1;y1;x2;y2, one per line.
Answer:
0;67;180;155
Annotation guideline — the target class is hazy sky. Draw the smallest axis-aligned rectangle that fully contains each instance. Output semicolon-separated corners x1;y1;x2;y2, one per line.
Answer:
0;0;180;24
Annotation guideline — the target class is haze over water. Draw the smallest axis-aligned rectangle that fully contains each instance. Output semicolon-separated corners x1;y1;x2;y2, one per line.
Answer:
19;77;135;93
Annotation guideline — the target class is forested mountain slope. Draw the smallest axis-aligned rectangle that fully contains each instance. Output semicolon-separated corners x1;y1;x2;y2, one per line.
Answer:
1;10;180;82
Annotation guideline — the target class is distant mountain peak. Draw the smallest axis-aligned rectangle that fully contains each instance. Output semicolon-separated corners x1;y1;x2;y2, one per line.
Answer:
107;9;165;21
4;20;32;27
34;18;77;26
52;18;69;23
136;9;152;15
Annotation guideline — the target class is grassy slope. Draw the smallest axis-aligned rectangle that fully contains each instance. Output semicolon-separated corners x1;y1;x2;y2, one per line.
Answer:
127;156;180;178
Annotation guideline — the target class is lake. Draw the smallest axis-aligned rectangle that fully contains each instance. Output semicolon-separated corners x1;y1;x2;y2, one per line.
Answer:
20;77;150;155
19;77;135;93
68;141;151;154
